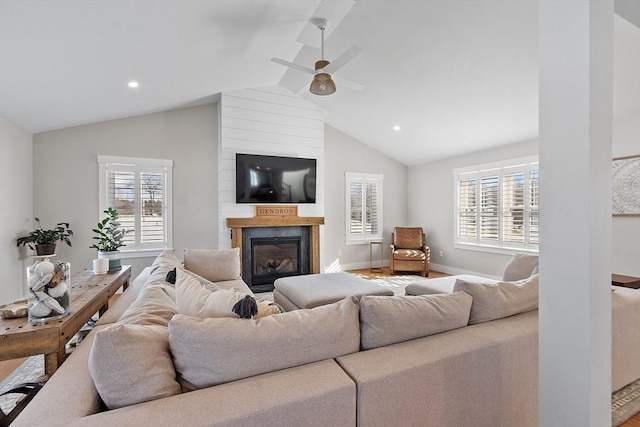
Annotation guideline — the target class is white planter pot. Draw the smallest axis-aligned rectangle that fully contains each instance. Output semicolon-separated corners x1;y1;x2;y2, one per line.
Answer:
98;251;122;271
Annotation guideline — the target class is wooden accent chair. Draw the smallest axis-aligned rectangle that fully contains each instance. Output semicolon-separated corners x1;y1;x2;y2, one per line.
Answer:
389;227;430;277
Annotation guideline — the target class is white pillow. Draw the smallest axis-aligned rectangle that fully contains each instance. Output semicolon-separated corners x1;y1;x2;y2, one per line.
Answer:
454;274;538;324
175;267;247;318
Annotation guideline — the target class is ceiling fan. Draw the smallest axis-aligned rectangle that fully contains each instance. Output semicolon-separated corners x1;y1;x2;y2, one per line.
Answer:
271;18;365;96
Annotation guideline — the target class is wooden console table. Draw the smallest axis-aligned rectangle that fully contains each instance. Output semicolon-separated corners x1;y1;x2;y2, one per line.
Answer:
612;273;640;289
0;265;131;376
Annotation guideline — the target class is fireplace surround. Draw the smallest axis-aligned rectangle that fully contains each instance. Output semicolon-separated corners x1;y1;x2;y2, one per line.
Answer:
226;216;324;293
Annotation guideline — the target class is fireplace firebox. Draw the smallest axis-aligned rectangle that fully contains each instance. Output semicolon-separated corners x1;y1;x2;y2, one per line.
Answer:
251;237;301;286
241;226;310;292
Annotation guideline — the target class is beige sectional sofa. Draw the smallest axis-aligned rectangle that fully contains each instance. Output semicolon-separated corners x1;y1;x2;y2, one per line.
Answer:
13;251;640;427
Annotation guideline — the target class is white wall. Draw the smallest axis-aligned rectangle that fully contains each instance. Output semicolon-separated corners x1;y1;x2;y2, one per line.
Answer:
32;104;218;279
408;140;538;278
409;122;639;279
0;118;33;304
217;86;325;255
324;125;408;271
611;109;640;277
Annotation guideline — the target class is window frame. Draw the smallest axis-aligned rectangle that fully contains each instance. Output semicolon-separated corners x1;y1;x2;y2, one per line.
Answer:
453;156;539;255
345;172;384;245
98;155;174;258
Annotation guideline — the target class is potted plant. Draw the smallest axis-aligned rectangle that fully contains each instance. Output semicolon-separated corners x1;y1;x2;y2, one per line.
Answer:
16;218;73;256
90;207;127;270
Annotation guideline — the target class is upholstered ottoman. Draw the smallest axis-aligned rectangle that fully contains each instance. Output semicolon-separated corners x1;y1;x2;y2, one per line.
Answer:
404;274;497;295
274;272;394;311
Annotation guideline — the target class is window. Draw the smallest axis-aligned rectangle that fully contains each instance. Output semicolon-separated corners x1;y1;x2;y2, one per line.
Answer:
98;155;173;255
345;172;383;244
454;156;538;253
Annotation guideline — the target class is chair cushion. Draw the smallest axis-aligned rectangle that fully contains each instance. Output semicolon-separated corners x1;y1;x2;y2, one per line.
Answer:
392;248;427;261
393;227;424;250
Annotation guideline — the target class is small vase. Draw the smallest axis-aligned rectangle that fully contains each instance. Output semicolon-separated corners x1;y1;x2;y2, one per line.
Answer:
98;251;122;271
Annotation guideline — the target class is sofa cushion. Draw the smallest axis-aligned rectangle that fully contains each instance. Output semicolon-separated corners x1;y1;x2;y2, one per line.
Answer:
146;250;182;286
502;253;538;281
175;267;249;318
359;292;473;350
183;248;241;282
88;324;181;409
117;283;177;326
454;274;539;324
168;296;361;391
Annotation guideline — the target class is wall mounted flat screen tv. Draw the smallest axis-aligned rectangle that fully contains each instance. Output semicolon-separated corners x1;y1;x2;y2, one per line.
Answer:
236;153;317;203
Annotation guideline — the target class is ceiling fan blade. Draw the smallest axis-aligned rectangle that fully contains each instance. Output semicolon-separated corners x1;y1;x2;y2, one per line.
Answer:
271;57;316;75
333;74;366;92
325;45;362;73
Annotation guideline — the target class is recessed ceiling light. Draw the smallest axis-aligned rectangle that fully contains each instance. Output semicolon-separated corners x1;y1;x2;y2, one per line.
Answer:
128;81;139;88
393;125;401;131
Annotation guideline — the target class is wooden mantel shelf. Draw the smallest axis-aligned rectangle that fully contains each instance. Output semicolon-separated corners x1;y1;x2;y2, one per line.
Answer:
226;216;325;274
226;216;324;228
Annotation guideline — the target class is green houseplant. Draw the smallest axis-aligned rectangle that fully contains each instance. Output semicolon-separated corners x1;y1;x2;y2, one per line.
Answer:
16;218;73;255
90;207;127;270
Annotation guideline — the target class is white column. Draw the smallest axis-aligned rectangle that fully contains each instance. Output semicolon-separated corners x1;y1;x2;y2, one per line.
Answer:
538;1;613;426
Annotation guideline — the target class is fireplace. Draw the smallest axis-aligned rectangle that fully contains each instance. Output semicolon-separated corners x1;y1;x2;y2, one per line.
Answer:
240;226;311;292
251;237;301;286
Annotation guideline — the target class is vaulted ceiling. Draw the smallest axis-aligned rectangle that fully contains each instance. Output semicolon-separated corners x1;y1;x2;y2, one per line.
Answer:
1;0;638;166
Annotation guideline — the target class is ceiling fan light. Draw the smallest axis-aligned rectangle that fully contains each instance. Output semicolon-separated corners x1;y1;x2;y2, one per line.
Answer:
310;73;336;96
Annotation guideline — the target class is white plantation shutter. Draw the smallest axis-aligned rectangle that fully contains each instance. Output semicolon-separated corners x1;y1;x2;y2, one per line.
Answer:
529;170;540;245
99;156;173;252
480;175;499;241
346;173;383;243
458;177;477;239
502;172;525;243
455;157;538;252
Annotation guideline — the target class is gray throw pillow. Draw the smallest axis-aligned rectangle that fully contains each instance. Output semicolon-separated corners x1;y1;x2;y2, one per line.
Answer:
168;296;360;391
359;292;473;350
454;274;538;324
503;253;539;281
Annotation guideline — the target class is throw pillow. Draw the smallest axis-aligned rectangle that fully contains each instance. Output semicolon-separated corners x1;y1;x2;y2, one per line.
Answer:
359;292;473;350
117;283;177;326
175;267;247;318
167;266;222;292
168;296;360;391
502;253;538;282
88;324;181;409
147;250;182;286
454;274;539;324
183;248;241;282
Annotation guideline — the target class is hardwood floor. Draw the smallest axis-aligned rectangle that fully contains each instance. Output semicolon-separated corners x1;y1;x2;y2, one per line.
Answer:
347;266;448;279
623;412;640;427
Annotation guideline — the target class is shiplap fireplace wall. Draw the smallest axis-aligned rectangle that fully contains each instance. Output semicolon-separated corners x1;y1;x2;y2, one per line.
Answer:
217;86;326;267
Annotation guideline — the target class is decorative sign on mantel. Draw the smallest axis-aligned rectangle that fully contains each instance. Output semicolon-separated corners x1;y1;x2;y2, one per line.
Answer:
255;205;298;217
